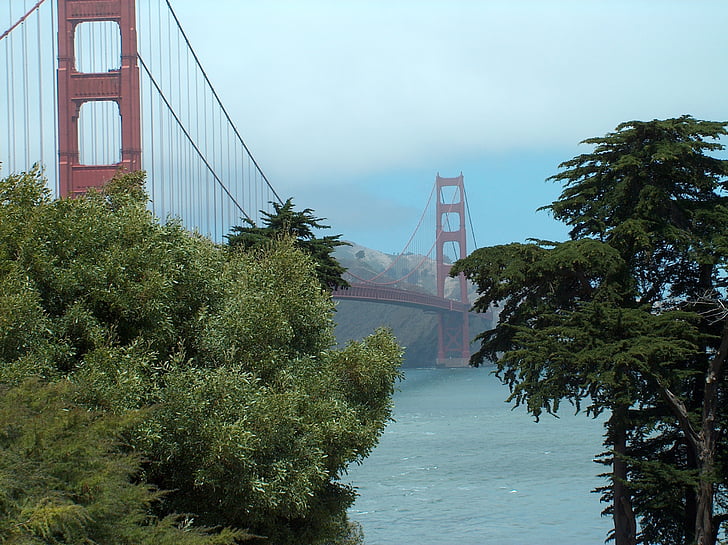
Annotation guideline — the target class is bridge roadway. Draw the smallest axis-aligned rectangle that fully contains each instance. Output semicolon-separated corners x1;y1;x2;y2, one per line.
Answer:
331;283;470;313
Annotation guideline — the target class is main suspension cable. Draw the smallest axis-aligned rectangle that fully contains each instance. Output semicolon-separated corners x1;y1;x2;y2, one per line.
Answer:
137;52;253;223
0;0;46;42
162;0;282;205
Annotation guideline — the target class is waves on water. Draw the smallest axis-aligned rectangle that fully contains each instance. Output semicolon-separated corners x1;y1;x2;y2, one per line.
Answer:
346;368;611;545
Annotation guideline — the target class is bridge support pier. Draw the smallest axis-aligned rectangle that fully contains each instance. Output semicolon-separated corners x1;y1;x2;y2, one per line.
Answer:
435;173;470;367
437;310;470;367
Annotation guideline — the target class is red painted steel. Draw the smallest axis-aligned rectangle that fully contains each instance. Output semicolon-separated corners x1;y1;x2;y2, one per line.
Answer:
435;173;470;365
57;0;141;196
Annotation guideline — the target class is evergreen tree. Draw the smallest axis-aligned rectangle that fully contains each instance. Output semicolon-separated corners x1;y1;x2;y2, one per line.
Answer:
227;198;350;289
452;116;728;545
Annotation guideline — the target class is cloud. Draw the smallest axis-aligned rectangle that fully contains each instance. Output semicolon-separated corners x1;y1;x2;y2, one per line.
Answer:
176;0;728;189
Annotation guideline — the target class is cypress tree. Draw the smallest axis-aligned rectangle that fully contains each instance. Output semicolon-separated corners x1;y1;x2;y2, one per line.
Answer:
453;116;728;545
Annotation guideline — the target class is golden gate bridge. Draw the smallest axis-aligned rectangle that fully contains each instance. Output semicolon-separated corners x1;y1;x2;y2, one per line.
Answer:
0;0;485;366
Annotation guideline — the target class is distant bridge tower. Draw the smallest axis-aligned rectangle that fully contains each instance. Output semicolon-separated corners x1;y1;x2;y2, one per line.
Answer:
435;173;470;366
57;0;141;196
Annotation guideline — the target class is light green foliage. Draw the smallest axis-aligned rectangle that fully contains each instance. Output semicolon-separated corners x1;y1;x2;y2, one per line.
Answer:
0;170;402;545
0;379;248;545
453;116;728;545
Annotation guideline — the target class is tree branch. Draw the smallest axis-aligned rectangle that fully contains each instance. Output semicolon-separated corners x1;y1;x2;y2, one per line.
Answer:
659;382;700;452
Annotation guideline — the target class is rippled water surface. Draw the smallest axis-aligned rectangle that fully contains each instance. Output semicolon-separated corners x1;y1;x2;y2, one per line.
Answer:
346;368;611;545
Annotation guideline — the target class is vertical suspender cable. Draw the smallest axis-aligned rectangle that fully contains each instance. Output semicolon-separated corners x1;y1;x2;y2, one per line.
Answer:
462;182;477;252
194;45;200;226
148;0;156;204
4;5;11;174
36;3;44;169
157;0;165;216
9;2;16;169
185;32;191;224
163;0;282;205
22;0;30;167
166;4;173;217
173;16;182;210
51;0;59;192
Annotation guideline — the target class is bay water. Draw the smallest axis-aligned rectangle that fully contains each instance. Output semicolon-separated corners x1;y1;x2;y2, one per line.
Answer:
346;367;612;545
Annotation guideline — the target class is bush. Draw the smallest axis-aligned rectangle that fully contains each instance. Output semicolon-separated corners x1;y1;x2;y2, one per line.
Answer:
0;170;402;544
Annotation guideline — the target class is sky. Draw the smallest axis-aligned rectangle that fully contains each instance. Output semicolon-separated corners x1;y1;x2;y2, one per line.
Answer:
127;2;728;253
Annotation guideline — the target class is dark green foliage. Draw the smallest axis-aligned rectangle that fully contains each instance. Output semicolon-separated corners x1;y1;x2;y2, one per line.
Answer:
0;170;402;545
227;198;350;289
453;116;728;545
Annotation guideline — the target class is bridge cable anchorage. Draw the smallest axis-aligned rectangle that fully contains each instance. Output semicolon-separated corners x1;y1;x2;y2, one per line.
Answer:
162;0;282;206
137;52;253;224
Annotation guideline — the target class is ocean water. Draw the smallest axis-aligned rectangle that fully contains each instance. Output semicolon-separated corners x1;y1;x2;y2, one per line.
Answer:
346;368;611;545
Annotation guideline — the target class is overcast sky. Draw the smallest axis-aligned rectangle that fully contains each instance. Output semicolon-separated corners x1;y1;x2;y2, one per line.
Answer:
171;1;728;254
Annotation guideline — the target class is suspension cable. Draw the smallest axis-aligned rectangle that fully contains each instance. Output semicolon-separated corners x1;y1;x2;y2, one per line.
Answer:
137;52;253;223
347;237;439;286
462;180;478;251
162;0;282;205
362;182;438;282
0;0;46;42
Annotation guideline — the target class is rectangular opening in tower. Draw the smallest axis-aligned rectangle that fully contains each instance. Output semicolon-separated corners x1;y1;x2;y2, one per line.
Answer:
78;101;122;165
74;21;121;73
440;212;461;232
442;242;461;263
439;186;461;205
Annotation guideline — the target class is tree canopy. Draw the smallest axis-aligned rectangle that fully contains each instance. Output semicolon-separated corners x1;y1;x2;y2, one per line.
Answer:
227;198;350;289
0;168;402;545
452;115;728;545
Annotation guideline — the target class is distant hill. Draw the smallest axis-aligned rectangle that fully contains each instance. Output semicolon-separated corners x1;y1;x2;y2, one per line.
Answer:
332;243;492;368
334;242;479;300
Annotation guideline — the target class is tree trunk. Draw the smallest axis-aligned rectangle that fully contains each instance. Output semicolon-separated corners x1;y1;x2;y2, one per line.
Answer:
612;405;637;545
662;319;728;545
685;444;698;544
695;476;714;545
694;319;728;545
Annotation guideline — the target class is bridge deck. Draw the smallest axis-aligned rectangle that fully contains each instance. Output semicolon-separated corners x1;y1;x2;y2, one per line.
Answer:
331;283;470;313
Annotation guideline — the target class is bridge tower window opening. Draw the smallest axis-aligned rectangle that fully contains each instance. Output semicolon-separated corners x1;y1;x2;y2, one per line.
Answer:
440;211;461;233
74;21;120;73
439;185;461;205
78;100;121;165
442;241;461;264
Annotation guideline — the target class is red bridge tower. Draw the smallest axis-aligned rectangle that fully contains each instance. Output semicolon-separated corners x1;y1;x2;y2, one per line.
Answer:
57;0;141;196
435;173;470;366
